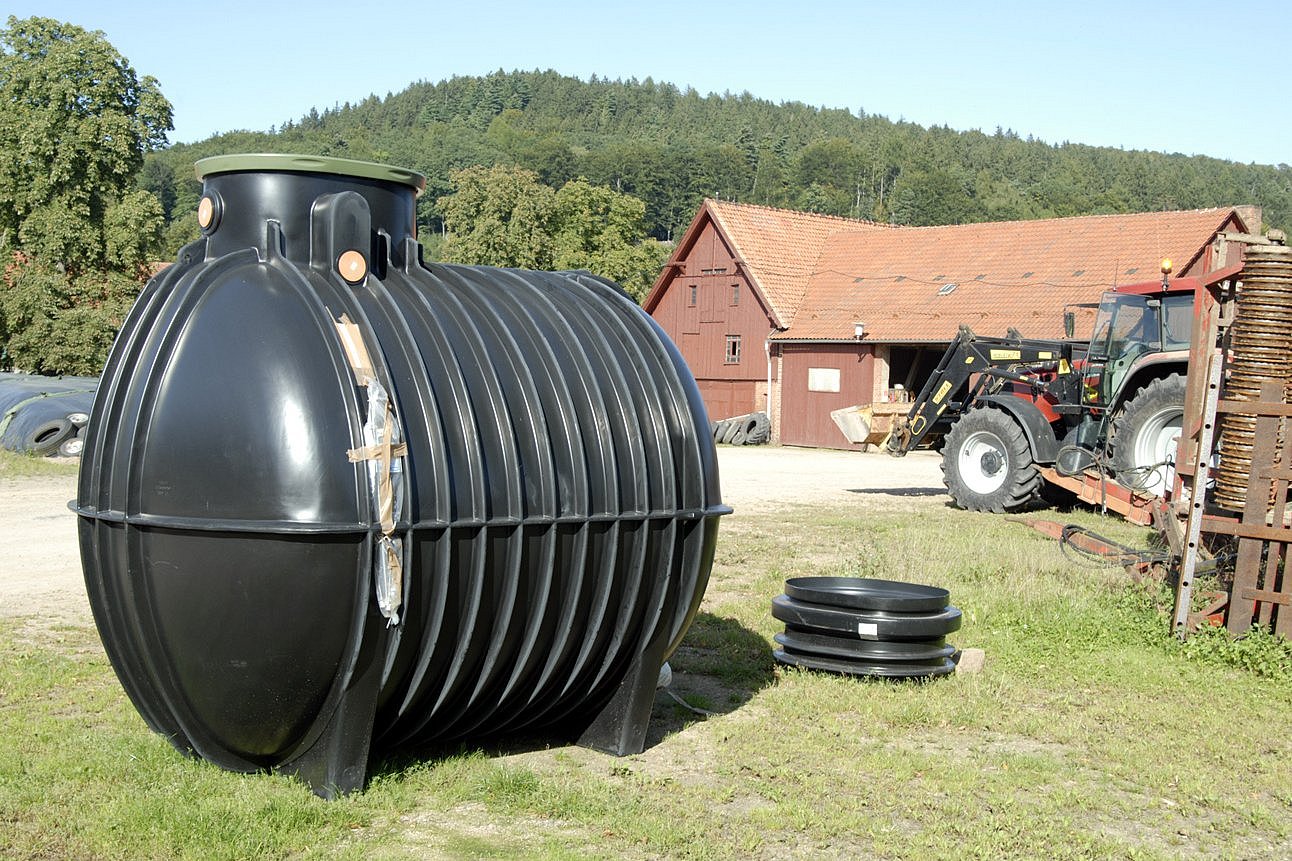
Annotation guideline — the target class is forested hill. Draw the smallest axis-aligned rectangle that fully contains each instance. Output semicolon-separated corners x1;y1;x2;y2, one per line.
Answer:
143;69;1290;250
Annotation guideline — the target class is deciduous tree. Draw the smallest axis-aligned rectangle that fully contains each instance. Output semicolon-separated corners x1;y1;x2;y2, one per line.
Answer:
0;16;171;270
438;164;555;269
552;179;669;301
436;167;668;301
0;16;172;372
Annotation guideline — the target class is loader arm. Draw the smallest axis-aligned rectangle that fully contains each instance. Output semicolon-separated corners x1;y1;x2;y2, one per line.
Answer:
886;327;1078;456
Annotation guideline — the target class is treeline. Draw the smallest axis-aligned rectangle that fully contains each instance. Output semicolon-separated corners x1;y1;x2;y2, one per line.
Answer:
144;69;1290;257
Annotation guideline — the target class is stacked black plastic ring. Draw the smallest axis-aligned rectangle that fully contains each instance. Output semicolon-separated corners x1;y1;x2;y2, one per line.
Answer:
771;577;961;678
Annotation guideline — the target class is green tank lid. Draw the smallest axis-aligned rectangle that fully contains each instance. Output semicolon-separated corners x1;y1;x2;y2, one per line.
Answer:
195;153;426;194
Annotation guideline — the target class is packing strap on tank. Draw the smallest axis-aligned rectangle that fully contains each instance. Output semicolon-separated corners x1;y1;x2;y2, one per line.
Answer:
336;314;407;626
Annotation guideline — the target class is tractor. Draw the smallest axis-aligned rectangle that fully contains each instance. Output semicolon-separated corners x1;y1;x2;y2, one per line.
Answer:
885;261;1206;515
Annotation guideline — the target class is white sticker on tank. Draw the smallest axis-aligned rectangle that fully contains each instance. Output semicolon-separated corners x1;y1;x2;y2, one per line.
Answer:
857;622;878;637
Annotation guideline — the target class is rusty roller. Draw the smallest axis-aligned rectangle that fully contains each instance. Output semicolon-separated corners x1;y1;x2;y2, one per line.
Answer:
1214;242;1292;512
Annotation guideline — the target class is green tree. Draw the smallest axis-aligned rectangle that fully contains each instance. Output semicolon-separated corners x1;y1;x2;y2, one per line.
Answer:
0;16;172;372
749;133;790;206
148;69;1290;251
551;179;669;301
795;138;866;216
799;182;853;217
0;16;172;270
138;157;177;220
889;166;977;226
436;167;667;301
0;255;138;374
438;164;556;269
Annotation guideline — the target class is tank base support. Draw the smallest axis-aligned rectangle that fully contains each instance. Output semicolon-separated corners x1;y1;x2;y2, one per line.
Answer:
277;627;383;799
576;626;671;757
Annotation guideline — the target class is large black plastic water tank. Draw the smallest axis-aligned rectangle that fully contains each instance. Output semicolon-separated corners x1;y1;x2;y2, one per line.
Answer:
75;154;728;797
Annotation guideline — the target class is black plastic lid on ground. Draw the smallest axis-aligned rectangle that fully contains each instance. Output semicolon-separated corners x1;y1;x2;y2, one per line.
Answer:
771;594;962;640
783;576;950;612
773;649;956;679
774;630;957;663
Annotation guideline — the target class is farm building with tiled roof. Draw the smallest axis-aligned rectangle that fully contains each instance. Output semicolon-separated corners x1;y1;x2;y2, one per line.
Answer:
644;200;1259;448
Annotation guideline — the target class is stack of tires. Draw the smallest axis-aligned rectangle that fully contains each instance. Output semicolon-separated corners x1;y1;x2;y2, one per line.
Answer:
0;373;97;457
771;576;961;679
711;411;771;446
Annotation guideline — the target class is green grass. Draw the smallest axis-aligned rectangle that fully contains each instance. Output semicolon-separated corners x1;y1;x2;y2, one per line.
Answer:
0;447;79;478
2;489;1290;859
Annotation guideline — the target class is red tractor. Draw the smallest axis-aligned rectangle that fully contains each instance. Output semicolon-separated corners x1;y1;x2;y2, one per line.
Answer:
887;262;1207;515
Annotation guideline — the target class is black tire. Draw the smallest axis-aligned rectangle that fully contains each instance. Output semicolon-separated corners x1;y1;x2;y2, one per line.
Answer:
58;437;84;457
731;428;748;445
24;418;75;456
941;406;1041;513
1108;374;1187;495
721;420;741;444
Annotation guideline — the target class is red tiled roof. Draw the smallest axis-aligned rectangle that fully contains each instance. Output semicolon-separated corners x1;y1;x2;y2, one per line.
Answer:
702;201;892;326
777;208;1244;342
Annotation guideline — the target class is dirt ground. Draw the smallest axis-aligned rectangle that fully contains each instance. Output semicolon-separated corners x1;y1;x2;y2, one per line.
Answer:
716;444;946;513
1;471;89;621
0;446;946;622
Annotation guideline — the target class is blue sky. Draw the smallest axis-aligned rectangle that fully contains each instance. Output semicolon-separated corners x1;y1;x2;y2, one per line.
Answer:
8;1;1289;166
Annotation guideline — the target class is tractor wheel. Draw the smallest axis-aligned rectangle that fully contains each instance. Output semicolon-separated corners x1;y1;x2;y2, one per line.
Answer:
1109;374;1187;495
941;406;1041;513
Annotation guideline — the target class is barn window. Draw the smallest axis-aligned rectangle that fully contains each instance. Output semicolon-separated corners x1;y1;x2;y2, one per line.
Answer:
725;335;742;364
688;284;697;306
808;367;841;393
731;283;740;305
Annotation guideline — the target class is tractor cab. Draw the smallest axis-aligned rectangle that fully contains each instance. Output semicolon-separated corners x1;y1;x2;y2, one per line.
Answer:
1081;262;1195;411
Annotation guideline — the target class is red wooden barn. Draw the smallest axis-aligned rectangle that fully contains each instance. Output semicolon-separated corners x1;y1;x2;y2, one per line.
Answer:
644;200;1259;448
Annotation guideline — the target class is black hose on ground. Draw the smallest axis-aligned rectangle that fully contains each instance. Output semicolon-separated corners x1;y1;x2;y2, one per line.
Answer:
1057;524;1170;568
